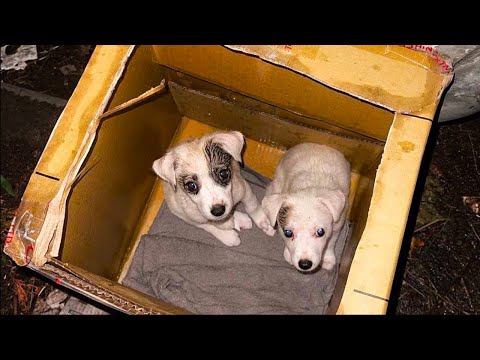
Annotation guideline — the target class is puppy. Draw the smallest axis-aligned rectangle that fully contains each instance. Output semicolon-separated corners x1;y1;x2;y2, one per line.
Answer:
153;131;275;247
262;143;350;273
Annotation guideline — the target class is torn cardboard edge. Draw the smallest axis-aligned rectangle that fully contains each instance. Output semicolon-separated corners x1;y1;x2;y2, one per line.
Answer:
24;46;137;267
4;46;149;267
34;80;167;267
30;263;156;315
224;45;454;119
34;258;189;314
402;45;453;73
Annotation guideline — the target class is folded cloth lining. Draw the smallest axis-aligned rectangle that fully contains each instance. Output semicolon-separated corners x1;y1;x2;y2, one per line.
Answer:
122;167;350;314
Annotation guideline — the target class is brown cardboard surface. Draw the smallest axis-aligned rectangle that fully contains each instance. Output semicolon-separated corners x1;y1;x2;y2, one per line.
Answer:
225;45;453;120
60;94;182;279
169;82;384;174
4;45;134;266
152;45;395;141
163;68;385;144
339;114;432;314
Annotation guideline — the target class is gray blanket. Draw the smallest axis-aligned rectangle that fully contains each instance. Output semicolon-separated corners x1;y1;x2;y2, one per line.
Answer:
122;168;349;314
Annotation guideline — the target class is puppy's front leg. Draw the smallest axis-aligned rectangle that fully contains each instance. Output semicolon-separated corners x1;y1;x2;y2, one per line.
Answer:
241;180;276;236
322;232;339;270
196;222;241;247
214;211;252;232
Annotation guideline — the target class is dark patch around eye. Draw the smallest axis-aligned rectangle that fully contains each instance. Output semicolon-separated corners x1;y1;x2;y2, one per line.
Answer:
277;205;289;228
205;140;232;187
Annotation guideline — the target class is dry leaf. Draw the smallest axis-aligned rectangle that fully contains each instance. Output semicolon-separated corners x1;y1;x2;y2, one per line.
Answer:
409;237;425;257
463;196;480;216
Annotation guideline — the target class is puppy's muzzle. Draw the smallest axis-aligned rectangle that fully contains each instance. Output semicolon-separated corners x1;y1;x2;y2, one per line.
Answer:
298;259;313;270
210;204;226;217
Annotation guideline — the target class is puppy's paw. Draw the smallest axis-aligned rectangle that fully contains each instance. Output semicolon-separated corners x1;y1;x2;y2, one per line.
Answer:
233;211;253;231
251;207;276;236
283;247;293;265
219;230;241;247
322;255;336;270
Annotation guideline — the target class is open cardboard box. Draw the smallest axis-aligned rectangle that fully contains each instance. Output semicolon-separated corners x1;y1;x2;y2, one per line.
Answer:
4;45;453;314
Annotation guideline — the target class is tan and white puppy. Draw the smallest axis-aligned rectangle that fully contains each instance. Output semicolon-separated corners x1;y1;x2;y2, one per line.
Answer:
153;131;275;247
262;143;350;273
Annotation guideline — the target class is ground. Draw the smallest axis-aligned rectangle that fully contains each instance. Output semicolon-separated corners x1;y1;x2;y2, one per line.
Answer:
393;116;480;314
1;45;479;315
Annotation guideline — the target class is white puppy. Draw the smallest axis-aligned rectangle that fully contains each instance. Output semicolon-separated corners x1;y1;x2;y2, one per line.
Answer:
153;131;275;247
262;143;350;273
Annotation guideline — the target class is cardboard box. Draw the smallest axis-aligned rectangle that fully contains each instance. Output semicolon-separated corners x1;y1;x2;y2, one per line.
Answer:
4;45;453;314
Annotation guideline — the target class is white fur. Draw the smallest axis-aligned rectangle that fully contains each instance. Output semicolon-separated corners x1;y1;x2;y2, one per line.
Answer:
153;131;275;247
262;143;350;272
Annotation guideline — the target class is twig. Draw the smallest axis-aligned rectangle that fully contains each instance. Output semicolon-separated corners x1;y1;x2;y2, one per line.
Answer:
406;269;471;314
460;277;474;313
423;211;451;253
468;221;480;245
100;80;166;120
13;295;17;315
467;132;479;176
429;287;469;314
403;280;426;299
37;285;47;298
29;292;36;311
422;275;472;315
414;218;448;233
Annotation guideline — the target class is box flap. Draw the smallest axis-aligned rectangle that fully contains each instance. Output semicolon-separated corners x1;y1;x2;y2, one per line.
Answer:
225;45;454;119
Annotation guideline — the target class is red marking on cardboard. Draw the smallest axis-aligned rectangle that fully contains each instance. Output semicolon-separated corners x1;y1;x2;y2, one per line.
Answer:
403;45;452;72
25;245;34;263
5;215;18;244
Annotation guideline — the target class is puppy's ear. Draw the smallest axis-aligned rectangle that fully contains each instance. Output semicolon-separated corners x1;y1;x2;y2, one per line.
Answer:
208;131;245;164
316;190;346;223
152;151;177;191
262;193;287;227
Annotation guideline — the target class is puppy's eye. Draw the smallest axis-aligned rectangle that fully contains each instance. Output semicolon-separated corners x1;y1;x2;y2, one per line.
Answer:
284;229;293;238
219;168;230;180
316;228;325;237
185;181;198;193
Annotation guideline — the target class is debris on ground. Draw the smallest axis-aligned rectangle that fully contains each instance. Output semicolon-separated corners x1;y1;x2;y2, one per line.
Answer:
397;119;480;315
33;288;68;315
409;237;426;257
1;45;38;71
32;287;110;315
415;172;445;226
59;297;109;315
59;64;77;76
463;196;480;217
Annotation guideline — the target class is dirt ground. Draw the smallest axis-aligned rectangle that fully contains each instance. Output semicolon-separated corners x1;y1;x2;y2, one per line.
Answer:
394;116;480;314
1;45;479;315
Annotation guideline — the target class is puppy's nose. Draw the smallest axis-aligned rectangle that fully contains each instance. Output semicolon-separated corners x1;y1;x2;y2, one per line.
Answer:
298;259;313;270
211;204;226;217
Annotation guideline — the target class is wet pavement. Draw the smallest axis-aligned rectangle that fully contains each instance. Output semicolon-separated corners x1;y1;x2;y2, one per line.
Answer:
1;45;479;315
